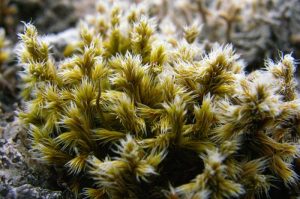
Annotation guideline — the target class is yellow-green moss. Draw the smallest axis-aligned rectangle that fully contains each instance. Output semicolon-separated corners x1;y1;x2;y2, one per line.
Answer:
18;3;300;199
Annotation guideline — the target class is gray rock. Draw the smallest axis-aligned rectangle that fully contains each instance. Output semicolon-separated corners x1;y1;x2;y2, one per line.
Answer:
3;184;63;199
0;121;68;199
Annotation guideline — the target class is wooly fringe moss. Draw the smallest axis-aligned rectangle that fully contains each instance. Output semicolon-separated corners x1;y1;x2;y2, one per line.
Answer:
18;2;300;199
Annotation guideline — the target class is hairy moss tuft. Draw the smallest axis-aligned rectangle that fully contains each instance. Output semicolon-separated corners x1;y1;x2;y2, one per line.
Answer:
18;2;300;199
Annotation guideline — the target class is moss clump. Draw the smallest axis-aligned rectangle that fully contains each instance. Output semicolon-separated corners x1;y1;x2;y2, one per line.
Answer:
18;3;300;199
0;0;17;34
0;28;9;67
0;28;17;110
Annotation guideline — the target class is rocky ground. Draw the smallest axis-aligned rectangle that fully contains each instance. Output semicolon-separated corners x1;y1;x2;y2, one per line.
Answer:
0;110;74;198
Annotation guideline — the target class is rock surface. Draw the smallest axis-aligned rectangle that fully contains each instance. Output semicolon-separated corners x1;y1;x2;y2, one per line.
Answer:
0;117;68;199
